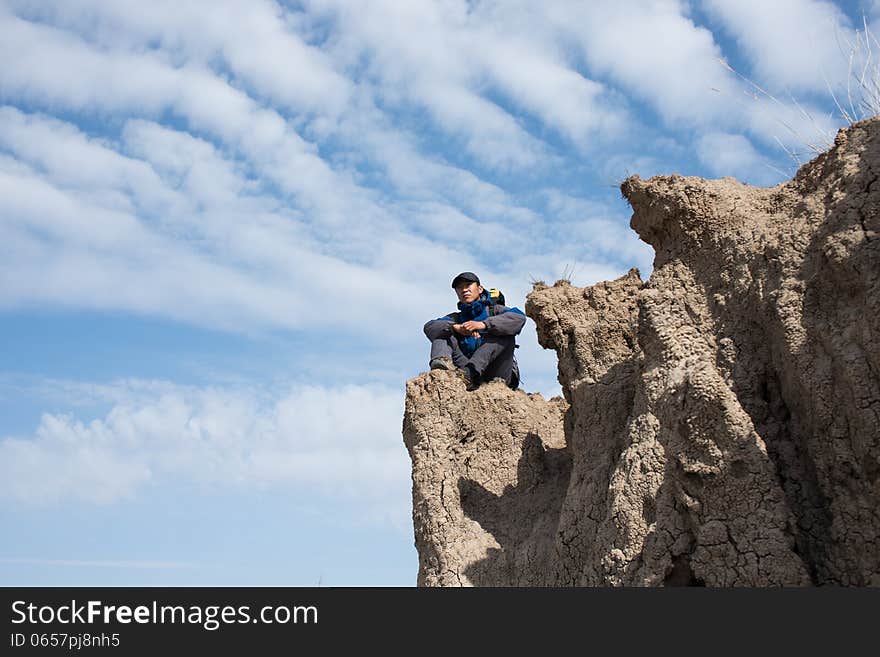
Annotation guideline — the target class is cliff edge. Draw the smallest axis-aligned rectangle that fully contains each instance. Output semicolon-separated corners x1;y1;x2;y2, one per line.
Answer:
403;118;880;586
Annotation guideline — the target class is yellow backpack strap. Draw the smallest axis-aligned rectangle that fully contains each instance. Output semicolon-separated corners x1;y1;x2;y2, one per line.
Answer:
487;288;501;316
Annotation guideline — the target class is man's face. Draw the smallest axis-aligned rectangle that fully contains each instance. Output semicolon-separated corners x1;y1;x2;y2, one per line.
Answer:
455;281;483;304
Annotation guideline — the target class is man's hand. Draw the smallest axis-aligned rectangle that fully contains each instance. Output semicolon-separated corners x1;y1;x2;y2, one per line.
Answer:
461;320;487;334
454;321;487;337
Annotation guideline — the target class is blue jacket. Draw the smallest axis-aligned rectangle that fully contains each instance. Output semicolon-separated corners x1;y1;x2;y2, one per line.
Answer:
423;291;526;357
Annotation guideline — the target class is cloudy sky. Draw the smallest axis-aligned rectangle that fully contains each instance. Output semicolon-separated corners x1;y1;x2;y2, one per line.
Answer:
1;0;877;585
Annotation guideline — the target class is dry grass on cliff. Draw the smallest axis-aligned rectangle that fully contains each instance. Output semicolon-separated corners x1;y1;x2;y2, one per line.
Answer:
719;17;880;166
831;16;880;123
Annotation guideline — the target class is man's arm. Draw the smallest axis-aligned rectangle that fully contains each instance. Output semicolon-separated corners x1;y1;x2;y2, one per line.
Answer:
482;306;526;336
424;313;458;340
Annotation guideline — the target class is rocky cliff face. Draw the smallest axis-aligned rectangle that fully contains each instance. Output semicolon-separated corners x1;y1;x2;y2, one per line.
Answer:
403;118;880;586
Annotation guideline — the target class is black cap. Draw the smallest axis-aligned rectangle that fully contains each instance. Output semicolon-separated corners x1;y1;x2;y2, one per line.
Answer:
451;271;480;288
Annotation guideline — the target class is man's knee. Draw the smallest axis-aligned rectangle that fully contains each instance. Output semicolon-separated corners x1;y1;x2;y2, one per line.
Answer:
482;334;515;350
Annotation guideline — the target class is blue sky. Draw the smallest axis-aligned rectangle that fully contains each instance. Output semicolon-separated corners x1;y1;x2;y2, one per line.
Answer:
1;0;877;586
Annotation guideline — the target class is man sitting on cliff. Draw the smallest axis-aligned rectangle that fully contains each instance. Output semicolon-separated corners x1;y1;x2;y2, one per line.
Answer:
423;272;526;390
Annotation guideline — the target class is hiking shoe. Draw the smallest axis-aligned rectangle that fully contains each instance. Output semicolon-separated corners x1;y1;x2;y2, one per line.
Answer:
430;357;454;371
463;364;482;391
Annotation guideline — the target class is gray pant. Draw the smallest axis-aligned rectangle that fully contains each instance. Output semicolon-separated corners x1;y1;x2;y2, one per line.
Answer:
430;334;519;389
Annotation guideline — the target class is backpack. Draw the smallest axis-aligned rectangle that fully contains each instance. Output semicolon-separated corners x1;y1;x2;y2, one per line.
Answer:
486;287;506;315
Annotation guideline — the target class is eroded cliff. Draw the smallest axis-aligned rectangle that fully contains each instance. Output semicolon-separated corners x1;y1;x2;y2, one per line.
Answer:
403;118;880;586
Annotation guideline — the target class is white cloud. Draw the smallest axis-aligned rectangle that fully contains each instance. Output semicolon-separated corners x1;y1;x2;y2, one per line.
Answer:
702;0;855;93
540;0;733;125
309;0;548;169
0;7;372;228
528;0;850;152
696;131;780;184
308;0;628;164
5;0;353;117
478;34;627;147
698;0;869;151
0;380;409;507
0;159;310;328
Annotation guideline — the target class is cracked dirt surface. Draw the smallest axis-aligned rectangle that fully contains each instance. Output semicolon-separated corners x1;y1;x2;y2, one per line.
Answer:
403;117;880;586
402;374;568;586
